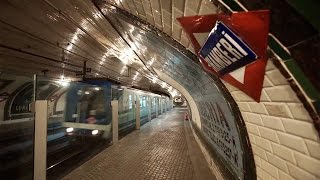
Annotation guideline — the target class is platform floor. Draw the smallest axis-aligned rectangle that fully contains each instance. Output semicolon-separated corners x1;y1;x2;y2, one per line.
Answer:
63;108;215;180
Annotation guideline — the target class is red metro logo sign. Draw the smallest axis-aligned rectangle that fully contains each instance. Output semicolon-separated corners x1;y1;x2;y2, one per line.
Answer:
177;10;270;102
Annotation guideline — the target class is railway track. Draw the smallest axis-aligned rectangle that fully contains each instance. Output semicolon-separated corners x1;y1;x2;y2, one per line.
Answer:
0;129;110;180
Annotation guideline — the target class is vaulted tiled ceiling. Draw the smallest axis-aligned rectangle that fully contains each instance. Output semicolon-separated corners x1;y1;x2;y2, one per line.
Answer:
0;0;172;94
106;0;221;54
0;0;224;96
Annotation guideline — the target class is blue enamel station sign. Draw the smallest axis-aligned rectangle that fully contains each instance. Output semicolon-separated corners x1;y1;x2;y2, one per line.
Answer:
199;21;258;76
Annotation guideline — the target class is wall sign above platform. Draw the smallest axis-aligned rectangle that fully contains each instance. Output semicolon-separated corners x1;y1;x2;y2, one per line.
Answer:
177;10;270;102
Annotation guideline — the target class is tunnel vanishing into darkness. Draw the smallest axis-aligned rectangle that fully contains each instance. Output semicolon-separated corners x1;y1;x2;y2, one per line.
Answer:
0;0;319;180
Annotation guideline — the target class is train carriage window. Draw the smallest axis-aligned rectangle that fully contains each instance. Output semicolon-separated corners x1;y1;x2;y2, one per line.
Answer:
143;96;146;107
128;95;132;109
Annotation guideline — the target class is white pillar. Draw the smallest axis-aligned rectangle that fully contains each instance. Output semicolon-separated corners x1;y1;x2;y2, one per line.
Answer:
111;100;118;143
164;100;167;112
34;100;48;180
148;97;151;121
155;98;159;117
135;100;140;129
160;99;162;115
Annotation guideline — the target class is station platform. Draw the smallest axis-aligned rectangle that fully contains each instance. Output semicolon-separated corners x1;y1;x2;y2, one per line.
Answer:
62;108;216;180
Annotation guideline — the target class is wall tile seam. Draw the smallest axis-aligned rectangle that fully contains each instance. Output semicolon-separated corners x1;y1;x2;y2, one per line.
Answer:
262;84;295;90
246;120;286;135
274;133;310;156
293;151;320;176
257;103;294;119
252;145;267;162
278;169;295;180
245;121;264;129
260;158;280;179
264;89;301;103
265;76;289;87
254;136;274;154
261;98;300;104
230;94;279;103
270;142;298;165
237;102;252;111
249;134;256;145
265;152;289;173
280;117;320;141
282;105;314;122
242;113;264;126
256;166;273;180
224;73;299;104
251;132;319;166
161;9;172;26
265;68;282;74
244;111;268;118
265;66;280;73
248;102;289;108
246;103;269;115
228;89;241;93
246;122;262;136
305;140;320;160
278;131;320;143
239;108;252;113
261;89;272;102
253;150;305;179
286;161;319;179
249;110;269;115
254;155;262;166
263;75;275;87
259;115;285;131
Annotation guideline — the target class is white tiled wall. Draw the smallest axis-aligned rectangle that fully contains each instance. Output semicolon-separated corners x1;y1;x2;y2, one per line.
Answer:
223;60;320;180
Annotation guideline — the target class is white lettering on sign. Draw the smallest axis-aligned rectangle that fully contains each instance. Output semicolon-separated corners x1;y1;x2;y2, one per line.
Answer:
15;105;31;112
222;31;248;57
199;21;257;75
205;34;248;71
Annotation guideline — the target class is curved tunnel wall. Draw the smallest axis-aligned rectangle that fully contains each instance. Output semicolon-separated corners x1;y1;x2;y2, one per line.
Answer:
142;37;255;179
93;3;255;178
155;66;253;179
101;1;320;180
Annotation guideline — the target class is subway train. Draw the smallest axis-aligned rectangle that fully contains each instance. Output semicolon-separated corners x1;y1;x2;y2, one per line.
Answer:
0;73;172;179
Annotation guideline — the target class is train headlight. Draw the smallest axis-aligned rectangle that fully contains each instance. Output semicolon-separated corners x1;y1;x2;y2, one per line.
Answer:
92;130;99;135
66;127;74;133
